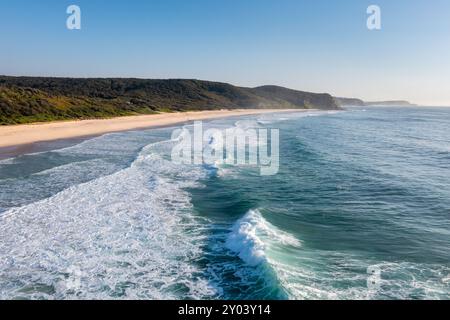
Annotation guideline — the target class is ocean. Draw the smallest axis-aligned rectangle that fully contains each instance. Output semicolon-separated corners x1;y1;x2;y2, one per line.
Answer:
0;107;449;300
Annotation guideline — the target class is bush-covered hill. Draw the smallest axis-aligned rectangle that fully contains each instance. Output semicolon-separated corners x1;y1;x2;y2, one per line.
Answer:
0;76;340;125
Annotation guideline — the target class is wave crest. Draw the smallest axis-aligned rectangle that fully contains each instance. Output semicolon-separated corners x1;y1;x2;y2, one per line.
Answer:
226;209;301;266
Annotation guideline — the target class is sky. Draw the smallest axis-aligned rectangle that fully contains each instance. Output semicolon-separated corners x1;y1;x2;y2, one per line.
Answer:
1;0;450;106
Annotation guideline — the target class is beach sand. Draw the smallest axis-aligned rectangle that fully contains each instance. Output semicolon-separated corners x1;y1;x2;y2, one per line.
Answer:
0;109;306;159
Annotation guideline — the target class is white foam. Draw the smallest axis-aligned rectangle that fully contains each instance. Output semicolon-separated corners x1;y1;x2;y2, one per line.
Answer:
0;138;216;299
226;209;301;267
234;120;261;130
32;159;116;177
256;110;342;125
225;209;448;300
0;158;122;213
270;255;450;300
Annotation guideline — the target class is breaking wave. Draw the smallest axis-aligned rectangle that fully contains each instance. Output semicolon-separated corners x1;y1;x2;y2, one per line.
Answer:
0;138;216;299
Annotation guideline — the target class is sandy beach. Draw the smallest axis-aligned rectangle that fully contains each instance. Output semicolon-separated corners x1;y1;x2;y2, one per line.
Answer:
0;109;305;158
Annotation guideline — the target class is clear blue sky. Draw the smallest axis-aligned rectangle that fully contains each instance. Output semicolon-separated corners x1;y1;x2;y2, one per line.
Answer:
1;0;449;105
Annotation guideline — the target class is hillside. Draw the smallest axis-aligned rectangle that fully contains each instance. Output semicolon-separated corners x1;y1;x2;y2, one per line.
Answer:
0;76;340;125
252;85;338;110
334;97;365;107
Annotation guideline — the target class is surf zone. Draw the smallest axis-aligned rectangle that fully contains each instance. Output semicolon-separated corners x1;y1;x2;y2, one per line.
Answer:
171;121;280;176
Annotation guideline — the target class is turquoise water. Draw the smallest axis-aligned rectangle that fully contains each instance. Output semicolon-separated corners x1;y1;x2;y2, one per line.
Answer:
0;107;449;299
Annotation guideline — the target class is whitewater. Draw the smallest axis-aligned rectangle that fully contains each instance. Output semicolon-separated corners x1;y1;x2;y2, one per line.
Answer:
0;108;449;300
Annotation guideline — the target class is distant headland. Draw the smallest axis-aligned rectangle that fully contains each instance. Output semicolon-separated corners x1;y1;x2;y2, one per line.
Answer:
334;97;416;107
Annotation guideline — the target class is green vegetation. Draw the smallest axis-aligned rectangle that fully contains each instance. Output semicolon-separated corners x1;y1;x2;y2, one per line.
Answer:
0;76;340;125
0;86;158;125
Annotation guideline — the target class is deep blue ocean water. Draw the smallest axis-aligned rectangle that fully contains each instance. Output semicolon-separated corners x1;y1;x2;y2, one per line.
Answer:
0;107;449;299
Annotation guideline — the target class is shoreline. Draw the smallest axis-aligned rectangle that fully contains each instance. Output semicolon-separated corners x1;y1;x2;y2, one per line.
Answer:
0;109;308;160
